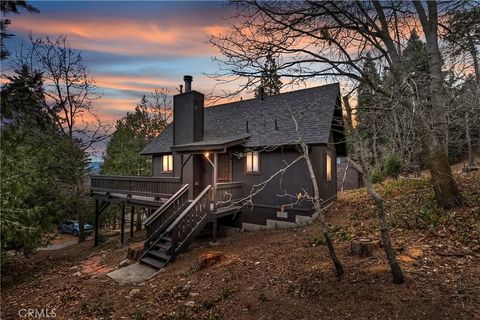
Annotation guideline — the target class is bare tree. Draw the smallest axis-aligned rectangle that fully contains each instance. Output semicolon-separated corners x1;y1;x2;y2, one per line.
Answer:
210;0;471;208
13;34;111;242
343;96;404;284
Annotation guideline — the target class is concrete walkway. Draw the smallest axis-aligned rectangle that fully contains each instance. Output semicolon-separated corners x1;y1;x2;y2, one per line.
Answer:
107;263;157;284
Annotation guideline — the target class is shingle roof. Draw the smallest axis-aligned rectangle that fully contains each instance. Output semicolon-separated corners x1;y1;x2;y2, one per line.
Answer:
171;134;251;152
140;83;341;155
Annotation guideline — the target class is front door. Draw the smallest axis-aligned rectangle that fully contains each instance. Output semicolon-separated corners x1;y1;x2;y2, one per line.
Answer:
217;153;231;183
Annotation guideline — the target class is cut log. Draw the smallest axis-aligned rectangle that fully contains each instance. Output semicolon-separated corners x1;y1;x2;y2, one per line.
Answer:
194;251;224;271
127;241;145;261
348;238;376;257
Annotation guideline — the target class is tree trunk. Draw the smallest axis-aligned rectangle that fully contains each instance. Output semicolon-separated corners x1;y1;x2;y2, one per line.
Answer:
414;1;464;209
465;113;475;168
373;120;379;169
136;209;142;231
76;186;86;243
302;144;344;277
359;154;404;284
427;131;464;208
344;96;404;284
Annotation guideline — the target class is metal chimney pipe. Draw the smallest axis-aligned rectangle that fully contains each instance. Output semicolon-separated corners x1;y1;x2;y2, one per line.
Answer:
184;75;193;92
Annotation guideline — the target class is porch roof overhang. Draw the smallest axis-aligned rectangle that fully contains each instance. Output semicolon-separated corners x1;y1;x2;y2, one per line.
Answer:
171;134;250;153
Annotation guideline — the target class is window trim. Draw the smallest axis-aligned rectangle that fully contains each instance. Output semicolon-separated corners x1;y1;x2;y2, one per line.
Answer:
161;154;174;173
326;152;332;182
244;151;261;174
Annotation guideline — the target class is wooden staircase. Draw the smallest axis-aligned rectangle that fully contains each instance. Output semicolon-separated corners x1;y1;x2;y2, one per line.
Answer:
140;184;211;269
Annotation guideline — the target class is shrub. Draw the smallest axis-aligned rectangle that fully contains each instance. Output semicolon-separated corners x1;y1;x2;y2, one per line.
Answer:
384;155;403;179
370;170;384;183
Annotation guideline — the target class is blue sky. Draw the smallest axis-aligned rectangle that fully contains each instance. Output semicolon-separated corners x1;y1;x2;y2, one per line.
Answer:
5;1;239;122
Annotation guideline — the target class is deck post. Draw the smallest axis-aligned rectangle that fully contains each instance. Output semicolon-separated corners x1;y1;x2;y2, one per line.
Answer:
120;204;125;244
94;199;99;246
213;152;218;212
212;220;218;241
130;206;134;239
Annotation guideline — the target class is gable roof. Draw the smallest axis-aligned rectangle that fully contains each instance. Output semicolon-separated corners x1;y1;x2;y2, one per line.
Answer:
140;83;342;155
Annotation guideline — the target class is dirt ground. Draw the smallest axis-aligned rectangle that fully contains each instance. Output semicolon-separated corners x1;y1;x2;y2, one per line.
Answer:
1;169;479;320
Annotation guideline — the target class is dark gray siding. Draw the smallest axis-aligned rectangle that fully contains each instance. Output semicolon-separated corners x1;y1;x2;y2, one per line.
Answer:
310;145;337;203
231;148;314;210
337;157;363;191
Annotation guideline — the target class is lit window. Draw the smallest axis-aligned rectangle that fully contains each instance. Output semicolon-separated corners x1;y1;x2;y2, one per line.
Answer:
161;154;173;172
245;151;260;173
326;153;332;181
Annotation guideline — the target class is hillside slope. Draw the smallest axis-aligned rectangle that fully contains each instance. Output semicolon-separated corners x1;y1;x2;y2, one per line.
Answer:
2;170;479;320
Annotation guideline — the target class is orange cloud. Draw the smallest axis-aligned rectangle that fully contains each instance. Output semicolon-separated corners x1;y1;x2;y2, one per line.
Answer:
94;74;174;93
12;16;224;57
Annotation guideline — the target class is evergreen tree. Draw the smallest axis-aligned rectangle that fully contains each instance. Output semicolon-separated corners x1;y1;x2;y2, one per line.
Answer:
356;53;383;168
255;53;282;97
0;1;39;59
103;95;169;176
0;66;73;255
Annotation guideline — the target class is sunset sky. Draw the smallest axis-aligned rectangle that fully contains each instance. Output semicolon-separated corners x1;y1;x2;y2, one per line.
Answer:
5;1;242;124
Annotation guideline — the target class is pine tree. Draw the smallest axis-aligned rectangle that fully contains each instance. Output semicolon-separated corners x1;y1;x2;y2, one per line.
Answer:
356;53;383;168
255;53;282;97
103;94;170;176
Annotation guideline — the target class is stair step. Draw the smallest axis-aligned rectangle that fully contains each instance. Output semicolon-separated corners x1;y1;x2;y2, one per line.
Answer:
148;249;171;261
140;256;168;269
161;236;172;242
155;242;171;251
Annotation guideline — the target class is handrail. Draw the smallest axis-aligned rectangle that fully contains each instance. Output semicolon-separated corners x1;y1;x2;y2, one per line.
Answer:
90;174;180;182
166;185;212;233
144;184;189;226
217;181;242;186
216;181;243;207
143;184;190;250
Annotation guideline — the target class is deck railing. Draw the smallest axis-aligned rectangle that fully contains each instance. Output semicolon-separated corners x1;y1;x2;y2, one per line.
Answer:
143;184;190;250
90;175;181;198
167;185;211;256
216;181;243;207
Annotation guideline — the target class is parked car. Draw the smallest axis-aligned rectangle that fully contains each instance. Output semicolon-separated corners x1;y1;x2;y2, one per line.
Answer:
58;220;93;236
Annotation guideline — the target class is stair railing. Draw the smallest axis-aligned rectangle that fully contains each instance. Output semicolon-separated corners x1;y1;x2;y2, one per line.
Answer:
167;185;212;257
144;184;189;248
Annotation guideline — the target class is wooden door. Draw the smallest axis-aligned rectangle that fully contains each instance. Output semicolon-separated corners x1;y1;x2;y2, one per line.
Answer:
217;153;231;182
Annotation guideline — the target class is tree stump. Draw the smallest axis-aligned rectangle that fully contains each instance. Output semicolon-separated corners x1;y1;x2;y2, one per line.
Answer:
127;241;145;261
194;251;224;271
348;238;376;257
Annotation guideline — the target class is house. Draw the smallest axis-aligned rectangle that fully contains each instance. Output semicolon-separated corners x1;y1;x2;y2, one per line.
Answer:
90;75;346;269
336;157;364;191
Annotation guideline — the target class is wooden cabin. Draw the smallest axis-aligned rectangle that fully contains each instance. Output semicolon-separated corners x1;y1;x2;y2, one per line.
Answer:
90;76;346;269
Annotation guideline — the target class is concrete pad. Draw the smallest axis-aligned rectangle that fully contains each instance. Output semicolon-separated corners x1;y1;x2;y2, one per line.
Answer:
39;240;77;251
107;263;157;284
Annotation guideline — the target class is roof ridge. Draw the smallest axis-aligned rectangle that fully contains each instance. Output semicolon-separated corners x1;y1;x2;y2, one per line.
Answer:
206;82;340;110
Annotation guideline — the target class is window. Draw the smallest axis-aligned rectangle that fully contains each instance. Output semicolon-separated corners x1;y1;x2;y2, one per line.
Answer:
326;153;332;181
161;154;173;172
245;151;260;173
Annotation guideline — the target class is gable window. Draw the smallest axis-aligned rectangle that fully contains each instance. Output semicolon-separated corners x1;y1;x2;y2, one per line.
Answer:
245;151;260;173
326;153;332;182
161;154;173;172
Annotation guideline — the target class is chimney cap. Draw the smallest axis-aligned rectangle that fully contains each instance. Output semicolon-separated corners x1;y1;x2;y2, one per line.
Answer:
184;75;193;81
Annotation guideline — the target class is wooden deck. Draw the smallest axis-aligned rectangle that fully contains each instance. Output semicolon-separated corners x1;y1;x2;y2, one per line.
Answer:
90;175;182;198
90;176;244;250
211;203;242;219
